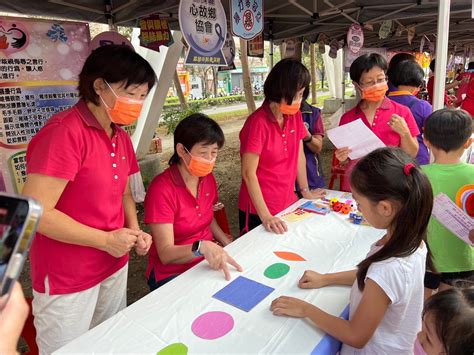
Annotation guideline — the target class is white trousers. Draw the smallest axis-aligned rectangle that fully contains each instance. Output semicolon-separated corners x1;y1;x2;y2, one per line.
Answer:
32;264;128;355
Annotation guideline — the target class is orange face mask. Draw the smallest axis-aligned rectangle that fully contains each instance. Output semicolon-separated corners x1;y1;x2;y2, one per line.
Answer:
279;101;301;115
360;82;388;102
184;148;216;177
101;81;144;125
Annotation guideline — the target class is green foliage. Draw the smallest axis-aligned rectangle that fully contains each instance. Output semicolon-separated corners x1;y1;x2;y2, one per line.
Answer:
163;94;264;110
159;102;202;135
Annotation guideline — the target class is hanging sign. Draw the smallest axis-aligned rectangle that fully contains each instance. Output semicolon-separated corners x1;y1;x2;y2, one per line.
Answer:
283;38;296;58
363;23;373;31
90;31;133;51
219;27;236;70
328;39;339;59
179;0;227;66
407;25;416;45
230;0;264;40
378;20;392;39
139;15;173;52
395;24;403;37
317;33;328;54
419;36;426;53
0;17;90;193
347;23;364;54
247;32;264;57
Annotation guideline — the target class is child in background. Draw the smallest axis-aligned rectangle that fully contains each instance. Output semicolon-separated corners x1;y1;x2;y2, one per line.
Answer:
414;287;474;355
422;109;474;298
271;147;433;354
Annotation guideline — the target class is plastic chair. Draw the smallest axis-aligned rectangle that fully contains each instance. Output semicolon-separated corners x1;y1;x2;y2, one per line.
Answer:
328;152;349;191
214;206;231;235
21;297;38;355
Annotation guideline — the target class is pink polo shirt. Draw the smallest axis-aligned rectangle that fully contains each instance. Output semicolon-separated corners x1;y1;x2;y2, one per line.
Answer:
238;100;307;216
339;97;419;191
144;164;218;282
26;99;139;295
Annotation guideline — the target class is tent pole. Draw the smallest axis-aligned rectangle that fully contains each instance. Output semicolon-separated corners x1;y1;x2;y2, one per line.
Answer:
433;0;451;111
341;47;345;112
270;39;274;69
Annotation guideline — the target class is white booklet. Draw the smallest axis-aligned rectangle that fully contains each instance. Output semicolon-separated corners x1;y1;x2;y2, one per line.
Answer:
327;119;386;160
432;193;474;246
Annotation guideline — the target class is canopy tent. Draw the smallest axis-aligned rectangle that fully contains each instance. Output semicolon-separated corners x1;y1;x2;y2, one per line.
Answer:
1;0;473;51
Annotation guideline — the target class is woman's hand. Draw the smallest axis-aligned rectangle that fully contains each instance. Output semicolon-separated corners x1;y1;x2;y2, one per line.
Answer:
270;296;311;318
104;228;140;257
134;231;153;256
388;114;410;136
200;241;243;280
262;215;288;234
335;147;351;163
298;270;328;289
301;188;326;200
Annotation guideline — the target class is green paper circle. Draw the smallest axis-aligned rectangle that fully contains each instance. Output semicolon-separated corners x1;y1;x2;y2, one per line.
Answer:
157;343;188;355
264;263;290;279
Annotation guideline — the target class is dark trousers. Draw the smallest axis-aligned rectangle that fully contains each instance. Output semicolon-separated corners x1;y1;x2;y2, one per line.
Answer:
239;209;262;236
147;270;179;292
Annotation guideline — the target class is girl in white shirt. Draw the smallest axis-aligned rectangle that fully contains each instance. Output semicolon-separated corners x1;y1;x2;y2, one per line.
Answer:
271;147;434;354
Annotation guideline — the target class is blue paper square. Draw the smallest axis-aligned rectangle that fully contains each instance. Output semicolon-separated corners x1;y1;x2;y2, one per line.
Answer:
213;276;275;312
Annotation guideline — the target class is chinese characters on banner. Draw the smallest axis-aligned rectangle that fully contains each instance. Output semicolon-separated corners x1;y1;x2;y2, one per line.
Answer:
179;0;227;66
247;32;263;57
139;15;173;52
231;0;264;40
347;23;364;54
0;17;90;193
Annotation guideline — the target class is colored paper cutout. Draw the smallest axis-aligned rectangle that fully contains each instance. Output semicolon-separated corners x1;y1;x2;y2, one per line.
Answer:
311;305;350;354
264;263;290;279
456;184;474;217
157;343;188;355
281;209;313;222
191;311;234;340
274;251;306;261
213;276;275;312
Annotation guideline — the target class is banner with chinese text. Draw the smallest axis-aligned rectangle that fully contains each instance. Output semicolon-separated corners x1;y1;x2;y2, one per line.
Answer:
247;32;263;57
0;17;90;193
230;0;263;40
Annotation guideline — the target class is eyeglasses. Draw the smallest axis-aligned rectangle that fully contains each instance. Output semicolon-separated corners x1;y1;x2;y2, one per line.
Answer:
359;77;387;88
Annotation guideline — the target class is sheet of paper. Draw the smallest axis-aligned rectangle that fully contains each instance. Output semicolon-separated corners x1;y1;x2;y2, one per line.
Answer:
213;276;275;312
326;119;386;160
432;193;474;246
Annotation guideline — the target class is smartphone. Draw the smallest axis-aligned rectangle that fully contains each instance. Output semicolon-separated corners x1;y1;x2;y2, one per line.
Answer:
0;192;42;309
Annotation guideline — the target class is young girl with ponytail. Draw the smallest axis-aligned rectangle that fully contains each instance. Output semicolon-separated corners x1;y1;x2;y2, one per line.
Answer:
271;147;434;354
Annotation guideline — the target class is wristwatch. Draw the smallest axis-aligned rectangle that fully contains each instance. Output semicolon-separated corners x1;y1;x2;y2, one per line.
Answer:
303;135;312;144
192;240;203;257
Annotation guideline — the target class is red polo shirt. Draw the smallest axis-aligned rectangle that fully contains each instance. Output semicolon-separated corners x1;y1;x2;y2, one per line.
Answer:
338;97;420;191
26;99;139;295
144;164;217;282
238;100;307;216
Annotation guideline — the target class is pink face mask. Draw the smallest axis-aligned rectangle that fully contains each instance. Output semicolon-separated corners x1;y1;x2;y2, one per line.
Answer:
414;338;427;355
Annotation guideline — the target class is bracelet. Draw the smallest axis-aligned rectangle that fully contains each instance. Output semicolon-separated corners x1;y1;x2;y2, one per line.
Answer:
303;135;312;143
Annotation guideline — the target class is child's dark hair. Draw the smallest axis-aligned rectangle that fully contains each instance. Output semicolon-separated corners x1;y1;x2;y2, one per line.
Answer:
264;58;311;104
169;113;225;165
423;286;474;355
349;53;388;84
386;52;416;83
351;147;434;291
389;60;425;88
424;109;472;153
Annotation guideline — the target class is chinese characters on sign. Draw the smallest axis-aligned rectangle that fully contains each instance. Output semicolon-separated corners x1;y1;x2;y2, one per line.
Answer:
247;32;263;57
179;0;227;66
139;15;173;52
230;0;263;40
0;17;90;193
347;23;364;54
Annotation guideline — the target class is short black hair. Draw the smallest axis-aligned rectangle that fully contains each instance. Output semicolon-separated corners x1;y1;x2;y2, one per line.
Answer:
387;52;416;82
468;61;474;71
169;113;225;165
349;53;388;84
264;58;311;104
429;59;436;72
424;109;472;152
390;60;425;87
79;45;156;105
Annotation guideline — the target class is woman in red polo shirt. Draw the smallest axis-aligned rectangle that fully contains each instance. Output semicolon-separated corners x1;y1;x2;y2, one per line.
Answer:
144;113;242;291
239;58;325;235
336;53;420;191
22;45;154;354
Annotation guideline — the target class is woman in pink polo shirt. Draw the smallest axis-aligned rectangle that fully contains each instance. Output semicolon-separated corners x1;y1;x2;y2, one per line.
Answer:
336;53;420;191
22;45;154;354
239;58;325;235
144;114;242;291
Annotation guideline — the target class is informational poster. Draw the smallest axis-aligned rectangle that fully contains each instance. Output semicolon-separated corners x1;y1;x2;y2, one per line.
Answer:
347;23;363;54
230;0;263;40
139;15;173;52
179;0;227;66
0;17;90;193
247;32;263;57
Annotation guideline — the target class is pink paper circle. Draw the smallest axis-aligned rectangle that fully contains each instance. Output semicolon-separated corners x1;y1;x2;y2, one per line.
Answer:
191;311;234;340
